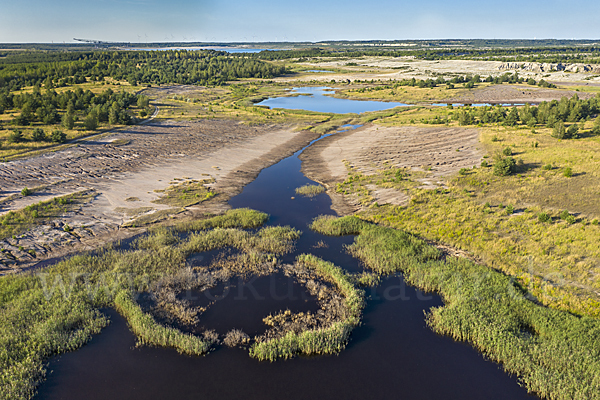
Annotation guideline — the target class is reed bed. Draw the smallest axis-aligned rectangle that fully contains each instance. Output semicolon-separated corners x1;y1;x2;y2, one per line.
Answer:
114;290;214;355
250;254;364;361
312;215;600;400
294;184;325;197
174;208;268;232
180;226;301;256
0;209;300;399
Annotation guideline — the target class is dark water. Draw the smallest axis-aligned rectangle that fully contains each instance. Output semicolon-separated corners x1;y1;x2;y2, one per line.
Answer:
174;273;321;337
37;117;537;399
256;87;411;113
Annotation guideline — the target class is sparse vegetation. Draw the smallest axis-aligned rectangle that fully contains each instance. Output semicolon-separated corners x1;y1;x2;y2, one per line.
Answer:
295;184;325;197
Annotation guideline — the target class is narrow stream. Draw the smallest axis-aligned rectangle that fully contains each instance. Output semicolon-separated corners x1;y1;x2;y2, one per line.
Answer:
36;117;537;399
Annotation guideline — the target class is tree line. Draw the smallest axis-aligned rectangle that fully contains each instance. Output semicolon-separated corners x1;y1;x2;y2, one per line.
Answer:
453;94;600;138
0;50;287;92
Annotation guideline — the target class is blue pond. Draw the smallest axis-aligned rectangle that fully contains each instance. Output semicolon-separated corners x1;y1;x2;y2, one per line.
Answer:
256;86;411;113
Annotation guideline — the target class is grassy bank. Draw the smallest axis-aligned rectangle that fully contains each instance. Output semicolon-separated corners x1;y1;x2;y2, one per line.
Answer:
330;113;600;317
114;290;214;355
311;215;600;400
0;208;289;400
249;254;364;361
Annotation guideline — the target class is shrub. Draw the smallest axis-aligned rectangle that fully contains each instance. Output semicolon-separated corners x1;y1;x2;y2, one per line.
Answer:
542;164;553;171
84;113;98;130
480;160;488;168
7;129;24;143
505;204;514;215
493;157;516;176
538;212;551;223
563;167;573;178
552;122;567;139
51;130;67;143
458;168;469;176
502;146;513;156
21;187;32;196
566;124;579;138
31;128;46;142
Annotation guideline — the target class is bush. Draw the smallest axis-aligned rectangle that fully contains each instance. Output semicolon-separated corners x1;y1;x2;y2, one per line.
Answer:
51;130;67;143
505;204;514;215
84;113;98;130
566;124;579;138
542;164;553;171
493;157;516;176
480;160;488;168
7;129;24;143
502;146;512;156
552;122;567;139
563;167;573;178
538;212;551;223
31;128;46;142
21;187;32;196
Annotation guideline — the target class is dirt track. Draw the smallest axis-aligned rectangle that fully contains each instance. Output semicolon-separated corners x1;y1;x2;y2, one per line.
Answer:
300;125;483;214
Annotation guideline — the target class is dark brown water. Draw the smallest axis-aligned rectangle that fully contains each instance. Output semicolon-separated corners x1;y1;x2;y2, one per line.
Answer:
36;125;537;399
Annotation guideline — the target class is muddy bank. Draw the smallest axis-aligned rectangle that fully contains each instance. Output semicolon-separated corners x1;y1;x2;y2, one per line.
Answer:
299;125;483;215
0;119;320;273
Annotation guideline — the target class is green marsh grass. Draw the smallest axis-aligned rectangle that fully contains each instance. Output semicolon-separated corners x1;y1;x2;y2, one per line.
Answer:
312;215;600;400
114;290;214;355
0;210;282;399
295;184;325;197
249;254;364;361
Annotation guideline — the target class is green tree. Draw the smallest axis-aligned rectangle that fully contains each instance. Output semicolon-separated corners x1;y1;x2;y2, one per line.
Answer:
7;129;24;143
62;112;75;130
51;130;67;143
84;112;98;130
493;157;516;176
32;128;46;142
552;122;567;139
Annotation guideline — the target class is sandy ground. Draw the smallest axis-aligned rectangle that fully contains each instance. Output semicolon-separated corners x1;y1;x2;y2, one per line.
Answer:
288;58;600;83
300;125;483;215
0;119;319;273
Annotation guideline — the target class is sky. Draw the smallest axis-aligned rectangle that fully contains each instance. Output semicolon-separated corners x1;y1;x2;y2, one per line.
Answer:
1;0;599;43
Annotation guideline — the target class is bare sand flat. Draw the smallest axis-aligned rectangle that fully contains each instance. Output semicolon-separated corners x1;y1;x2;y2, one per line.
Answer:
0;119;319;273
300;125;483;214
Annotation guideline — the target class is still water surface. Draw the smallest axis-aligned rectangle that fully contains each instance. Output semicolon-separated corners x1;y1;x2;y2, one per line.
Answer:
37;101;536;400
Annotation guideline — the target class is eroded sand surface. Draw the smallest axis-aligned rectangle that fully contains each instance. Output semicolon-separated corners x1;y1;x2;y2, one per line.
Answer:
0;119;318;273
300;125;483;214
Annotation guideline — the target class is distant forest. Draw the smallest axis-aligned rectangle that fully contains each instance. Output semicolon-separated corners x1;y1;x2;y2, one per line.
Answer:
0;50;287;91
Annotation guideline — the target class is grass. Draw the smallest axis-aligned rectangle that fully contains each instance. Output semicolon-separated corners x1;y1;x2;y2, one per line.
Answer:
123;208;184;227
114;290;214;355
249;254;364;361
295;184;325;197
151;179;216;207
326;114;600;317
0;209;281;399
174;208;269;232
311;215;600;400
0;190;95;240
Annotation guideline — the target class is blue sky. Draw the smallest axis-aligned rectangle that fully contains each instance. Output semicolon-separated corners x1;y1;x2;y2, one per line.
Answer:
1;0;599;43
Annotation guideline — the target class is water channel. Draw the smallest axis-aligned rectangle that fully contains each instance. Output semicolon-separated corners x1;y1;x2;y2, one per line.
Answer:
36;91;537;399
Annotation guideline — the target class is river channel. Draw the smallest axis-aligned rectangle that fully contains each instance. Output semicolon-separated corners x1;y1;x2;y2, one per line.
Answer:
36;91;536;399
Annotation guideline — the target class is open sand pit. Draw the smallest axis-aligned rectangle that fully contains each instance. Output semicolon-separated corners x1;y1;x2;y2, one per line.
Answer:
300;125;483;214
0;118;320;273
